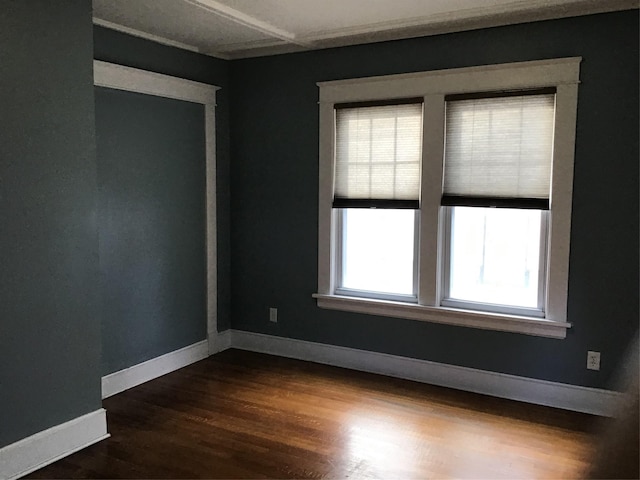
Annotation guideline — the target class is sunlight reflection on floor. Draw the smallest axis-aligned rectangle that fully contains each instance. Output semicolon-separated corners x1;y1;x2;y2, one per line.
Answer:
338;407;587;479
343;410;423;478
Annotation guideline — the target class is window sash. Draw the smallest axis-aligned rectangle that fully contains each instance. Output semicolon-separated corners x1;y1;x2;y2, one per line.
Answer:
335;208;419;301
440;206;549;316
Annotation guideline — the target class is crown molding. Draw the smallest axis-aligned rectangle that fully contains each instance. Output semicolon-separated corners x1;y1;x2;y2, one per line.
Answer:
95;0;639;60
213;37;306;58
92;17;231;60
304;0;639;45
93;18;200;52
224;0;639;59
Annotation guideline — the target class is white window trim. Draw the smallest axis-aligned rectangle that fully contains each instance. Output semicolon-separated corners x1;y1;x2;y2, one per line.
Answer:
93;60;222;353
315;57;581;339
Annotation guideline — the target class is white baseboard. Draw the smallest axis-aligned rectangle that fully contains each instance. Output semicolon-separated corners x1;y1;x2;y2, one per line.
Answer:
228;330;621;417
0;408;109;480
209;329;231;354
98;329;620;415
102;340;209;398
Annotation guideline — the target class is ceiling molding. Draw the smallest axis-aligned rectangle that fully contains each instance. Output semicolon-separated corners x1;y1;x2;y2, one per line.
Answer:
301;0;639;44
92;17;231;60
223;0;640;59
214;37;287;53
215;42;306;59
94;0;639;60
183;0;310;47
302;0;556;42
93;18;200;53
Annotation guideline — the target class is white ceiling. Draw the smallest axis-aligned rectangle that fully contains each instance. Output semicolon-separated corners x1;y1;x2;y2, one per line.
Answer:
93;0;638;59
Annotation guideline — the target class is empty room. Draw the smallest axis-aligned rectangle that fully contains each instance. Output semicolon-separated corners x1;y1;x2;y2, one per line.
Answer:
1;0;638;478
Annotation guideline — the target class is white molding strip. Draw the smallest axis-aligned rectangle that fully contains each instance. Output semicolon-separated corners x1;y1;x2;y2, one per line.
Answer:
0;409;108;480
210;329;232;354
102;341;209;398
93;18;231;60
314;294;570;339
184;0;308;46
317;57;582;104
94;60;219;105
94;62;220;354
205;102;218;355
93;17;201;53
228;330;621;417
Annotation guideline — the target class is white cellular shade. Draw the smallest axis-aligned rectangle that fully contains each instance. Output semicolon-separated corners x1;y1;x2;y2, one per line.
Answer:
444;94;555;201
334;103;422;204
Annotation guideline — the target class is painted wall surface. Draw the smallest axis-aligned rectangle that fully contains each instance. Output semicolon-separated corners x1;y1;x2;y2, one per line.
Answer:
229;10;639;389
94;26;232;332
96;88;207;375
0;0;101;447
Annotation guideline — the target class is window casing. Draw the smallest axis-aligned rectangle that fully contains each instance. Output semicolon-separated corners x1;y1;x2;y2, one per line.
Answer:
314;58;581;339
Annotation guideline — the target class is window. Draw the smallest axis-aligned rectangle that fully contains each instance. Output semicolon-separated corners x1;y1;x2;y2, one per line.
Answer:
440;91;555;317
338;208;417;299
443;206;547;314
315;58;581;338
333;100;422;302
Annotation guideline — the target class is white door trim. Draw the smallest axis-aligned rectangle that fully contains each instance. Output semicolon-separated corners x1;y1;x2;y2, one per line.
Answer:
93;61;220;353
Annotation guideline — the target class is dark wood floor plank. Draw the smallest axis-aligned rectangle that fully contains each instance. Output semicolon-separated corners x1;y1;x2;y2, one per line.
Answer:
27;349;598;479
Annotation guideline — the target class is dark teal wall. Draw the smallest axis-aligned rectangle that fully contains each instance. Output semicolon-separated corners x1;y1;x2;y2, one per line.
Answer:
0;0;101;447
96;88;207;375
94;26;232;333
229;10;639;389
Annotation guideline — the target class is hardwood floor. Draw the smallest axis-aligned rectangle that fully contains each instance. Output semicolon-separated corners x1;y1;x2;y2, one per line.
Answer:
29;349;599;479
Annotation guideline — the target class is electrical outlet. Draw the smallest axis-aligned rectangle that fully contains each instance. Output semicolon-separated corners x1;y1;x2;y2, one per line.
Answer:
269;307;278;323
587;351;600;371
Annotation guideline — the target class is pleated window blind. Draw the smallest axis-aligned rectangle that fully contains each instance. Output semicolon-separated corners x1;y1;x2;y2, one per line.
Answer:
334;100;423;209
443;91;556;209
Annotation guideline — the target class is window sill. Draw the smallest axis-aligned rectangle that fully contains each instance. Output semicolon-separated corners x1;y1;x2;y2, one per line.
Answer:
312;293;570;339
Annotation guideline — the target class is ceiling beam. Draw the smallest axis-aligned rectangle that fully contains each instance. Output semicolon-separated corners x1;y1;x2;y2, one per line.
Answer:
183;0;310;47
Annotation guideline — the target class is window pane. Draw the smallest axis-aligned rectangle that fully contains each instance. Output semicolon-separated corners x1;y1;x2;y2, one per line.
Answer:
448;207;543;309
341;209;415;296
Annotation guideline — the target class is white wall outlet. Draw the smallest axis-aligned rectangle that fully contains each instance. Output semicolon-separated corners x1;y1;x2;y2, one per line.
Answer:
587;351;601;371
269;307;278;323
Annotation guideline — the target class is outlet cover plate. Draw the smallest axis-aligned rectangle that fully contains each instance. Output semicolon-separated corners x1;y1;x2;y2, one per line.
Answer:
587;351;600;370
